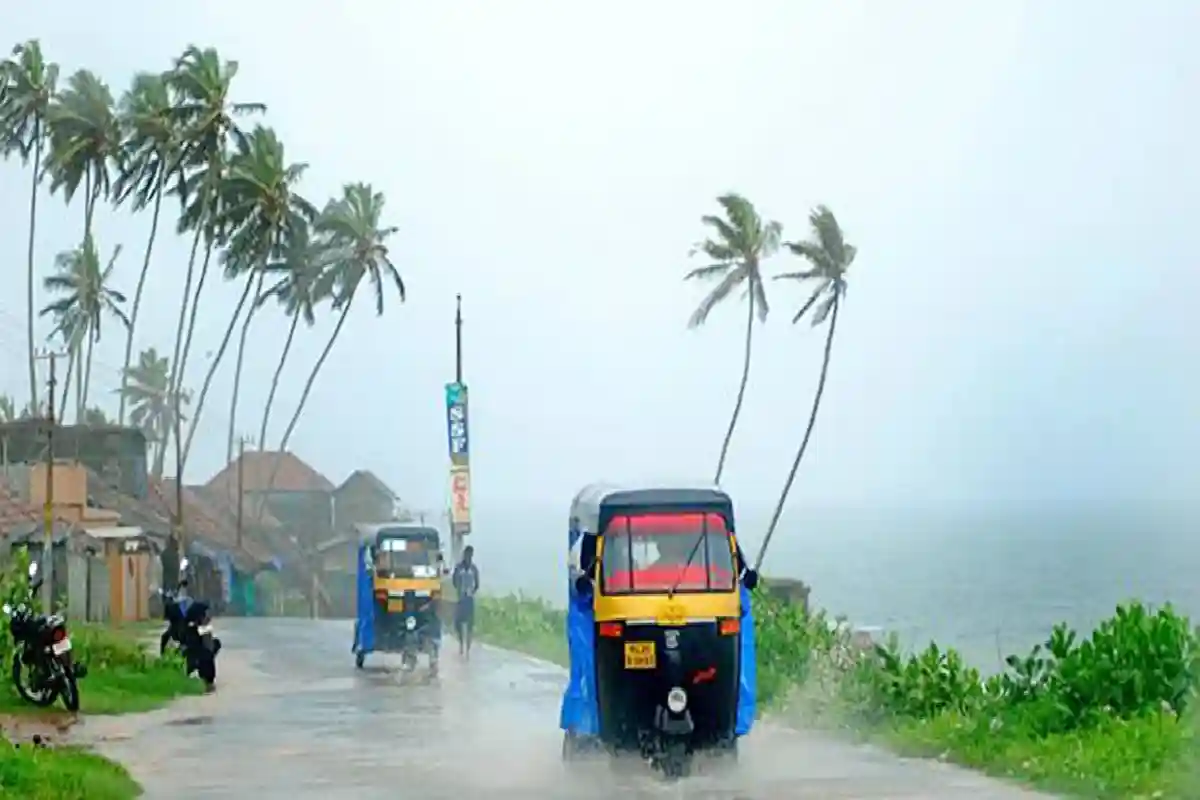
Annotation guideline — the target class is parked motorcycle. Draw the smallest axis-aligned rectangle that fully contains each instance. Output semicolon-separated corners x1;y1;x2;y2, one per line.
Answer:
159;559;221;691
4;561;87;711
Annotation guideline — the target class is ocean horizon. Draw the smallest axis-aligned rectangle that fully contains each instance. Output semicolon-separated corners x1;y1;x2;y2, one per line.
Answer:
470;502;1200;671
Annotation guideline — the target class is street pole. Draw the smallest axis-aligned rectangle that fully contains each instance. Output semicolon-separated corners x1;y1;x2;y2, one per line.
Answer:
172;384;185;574
235;435;247;550
451;295;465;567
40;352;59;612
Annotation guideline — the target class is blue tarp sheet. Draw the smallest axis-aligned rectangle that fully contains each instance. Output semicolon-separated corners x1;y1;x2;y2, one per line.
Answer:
352;543;375;653
559;580;758;737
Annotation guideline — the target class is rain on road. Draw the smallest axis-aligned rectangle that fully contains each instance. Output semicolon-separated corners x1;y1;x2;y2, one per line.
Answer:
75;619;1051;799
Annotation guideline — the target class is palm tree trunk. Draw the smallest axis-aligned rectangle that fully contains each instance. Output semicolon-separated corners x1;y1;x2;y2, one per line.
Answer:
81;334;96;414
180;276;257;467
73;349;84;423
260;299;353;521
60;349;75;419
259;312;301;450
118;173;165;425
226;271;265;463
713;291;756;485
24;130;42;413
169;225;204;399
176;239;215;399
754;296;841;572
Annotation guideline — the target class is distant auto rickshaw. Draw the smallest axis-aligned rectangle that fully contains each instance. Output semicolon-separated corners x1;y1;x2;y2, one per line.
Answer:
352;523;447;673
559;482;759;778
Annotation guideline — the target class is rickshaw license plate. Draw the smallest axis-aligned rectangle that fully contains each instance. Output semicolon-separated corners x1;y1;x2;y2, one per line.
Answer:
657;601;685;626
387;599;405;613
624;642;656;670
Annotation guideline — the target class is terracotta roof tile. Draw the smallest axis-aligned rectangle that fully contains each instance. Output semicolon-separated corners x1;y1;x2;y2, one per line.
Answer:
148;478;273;565
205;451;334;497
0;478;38;535
336;469;397;501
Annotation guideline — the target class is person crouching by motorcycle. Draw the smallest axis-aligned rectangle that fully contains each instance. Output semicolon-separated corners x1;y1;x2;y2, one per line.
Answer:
180;597;221;693
159;579;193;656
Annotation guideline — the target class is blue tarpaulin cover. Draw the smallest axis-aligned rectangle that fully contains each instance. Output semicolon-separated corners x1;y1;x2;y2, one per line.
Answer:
736;583;756;735
352;543;375;653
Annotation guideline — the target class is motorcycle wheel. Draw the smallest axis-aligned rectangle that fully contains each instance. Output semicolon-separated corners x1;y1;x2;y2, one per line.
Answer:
12;651;57;708
58;667;80;712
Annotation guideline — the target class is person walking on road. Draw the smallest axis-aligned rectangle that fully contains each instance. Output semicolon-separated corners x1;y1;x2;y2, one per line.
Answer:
452;546;480;659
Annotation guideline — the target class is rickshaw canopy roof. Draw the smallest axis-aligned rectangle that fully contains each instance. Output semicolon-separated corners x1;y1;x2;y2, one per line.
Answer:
356;523;441;549
568;480;733;544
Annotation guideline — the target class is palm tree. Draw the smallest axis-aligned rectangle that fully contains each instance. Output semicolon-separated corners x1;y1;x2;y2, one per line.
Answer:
684;193;781;485
266;184;403;496
81;406;112;426
755;206;855;571
47;306;87;422
40;237;131;419
44;69;120;239
0;40;59;412
165;46;265;409
113;71;180;425
255;223;329;451
215;125;313;463
118;347;190;476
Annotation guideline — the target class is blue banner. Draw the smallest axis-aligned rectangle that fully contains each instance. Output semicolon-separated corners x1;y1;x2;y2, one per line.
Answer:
445;382;470;464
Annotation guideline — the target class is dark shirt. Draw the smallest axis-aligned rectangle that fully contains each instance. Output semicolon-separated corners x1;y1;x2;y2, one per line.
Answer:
452;562;480;599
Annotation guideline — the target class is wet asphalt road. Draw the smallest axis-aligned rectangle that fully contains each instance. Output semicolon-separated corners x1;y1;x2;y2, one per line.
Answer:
78;619;1052;799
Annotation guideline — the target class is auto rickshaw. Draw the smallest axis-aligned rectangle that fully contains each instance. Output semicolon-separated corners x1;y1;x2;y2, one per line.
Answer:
559;482;758;778
352;523;447;672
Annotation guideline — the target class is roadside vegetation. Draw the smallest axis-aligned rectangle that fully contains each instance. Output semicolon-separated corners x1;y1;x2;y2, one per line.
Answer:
0;557;202;799
478;589;1199;798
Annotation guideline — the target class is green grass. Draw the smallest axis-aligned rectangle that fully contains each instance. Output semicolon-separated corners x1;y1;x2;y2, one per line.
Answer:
0;739;140;800
0;622;205;799
474;589;1200;799
0;623;203;716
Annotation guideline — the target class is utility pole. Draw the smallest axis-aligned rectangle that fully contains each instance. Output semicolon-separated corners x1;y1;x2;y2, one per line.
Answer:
455;293;463;385
34;351;63;612
235;435;249;550
172;384;186;573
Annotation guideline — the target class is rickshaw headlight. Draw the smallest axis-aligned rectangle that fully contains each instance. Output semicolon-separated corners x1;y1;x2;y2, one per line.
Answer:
405;616;417;631
667;687;688;714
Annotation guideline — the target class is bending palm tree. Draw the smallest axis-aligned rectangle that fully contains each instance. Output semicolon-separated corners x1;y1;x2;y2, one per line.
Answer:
47;307;86;422
113;71;180;425
256;224;329;450
40;237;131;419
0;40;59;411
166;46;265;409
684;193;781;485
118;347;190;476
265;183;403;500
754;206;855;572
44;69;120;240
206;125;314;463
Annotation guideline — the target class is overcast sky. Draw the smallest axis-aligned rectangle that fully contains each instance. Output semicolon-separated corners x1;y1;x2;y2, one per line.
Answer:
1;1;1195;527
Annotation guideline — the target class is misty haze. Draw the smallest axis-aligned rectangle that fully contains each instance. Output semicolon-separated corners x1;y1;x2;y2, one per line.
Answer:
0;1;1195;798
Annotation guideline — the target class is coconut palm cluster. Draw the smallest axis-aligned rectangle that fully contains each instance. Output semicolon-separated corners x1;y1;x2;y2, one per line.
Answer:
0;40;404;481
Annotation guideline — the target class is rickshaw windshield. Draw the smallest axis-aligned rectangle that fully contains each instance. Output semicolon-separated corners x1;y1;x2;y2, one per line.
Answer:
374;537;438;577
600;511;735;594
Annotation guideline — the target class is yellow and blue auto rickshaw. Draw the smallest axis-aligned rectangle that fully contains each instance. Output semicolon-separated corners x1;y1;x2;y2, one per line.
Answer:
352;523;446;673
559;482;759;778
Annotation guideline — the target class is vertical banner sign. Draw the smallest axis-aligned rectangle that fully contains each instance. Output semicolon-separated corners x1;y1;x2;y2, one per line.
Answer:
445;382;471;534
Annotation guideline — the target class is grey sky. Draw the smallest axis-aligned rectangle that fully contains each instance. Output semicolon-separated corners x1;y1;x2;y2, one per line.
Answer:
1;2;1196;526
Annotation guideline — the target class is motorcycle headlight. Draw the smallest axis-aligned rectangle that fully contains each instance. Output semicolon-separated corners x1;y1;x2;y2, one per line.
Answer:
405;616;417;631
667;686;688;714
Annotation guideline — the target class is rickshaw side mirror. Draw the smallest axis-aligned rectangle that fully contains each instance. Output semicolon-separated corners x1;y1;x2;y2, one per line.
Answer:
742;569;759;590
573;573;593;596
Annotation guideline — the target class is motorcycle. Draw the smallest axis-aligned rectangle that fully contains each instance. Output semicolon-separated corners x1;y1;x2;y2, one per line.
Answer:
159;559;221;691
398;609;440;677
3;561;87;712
